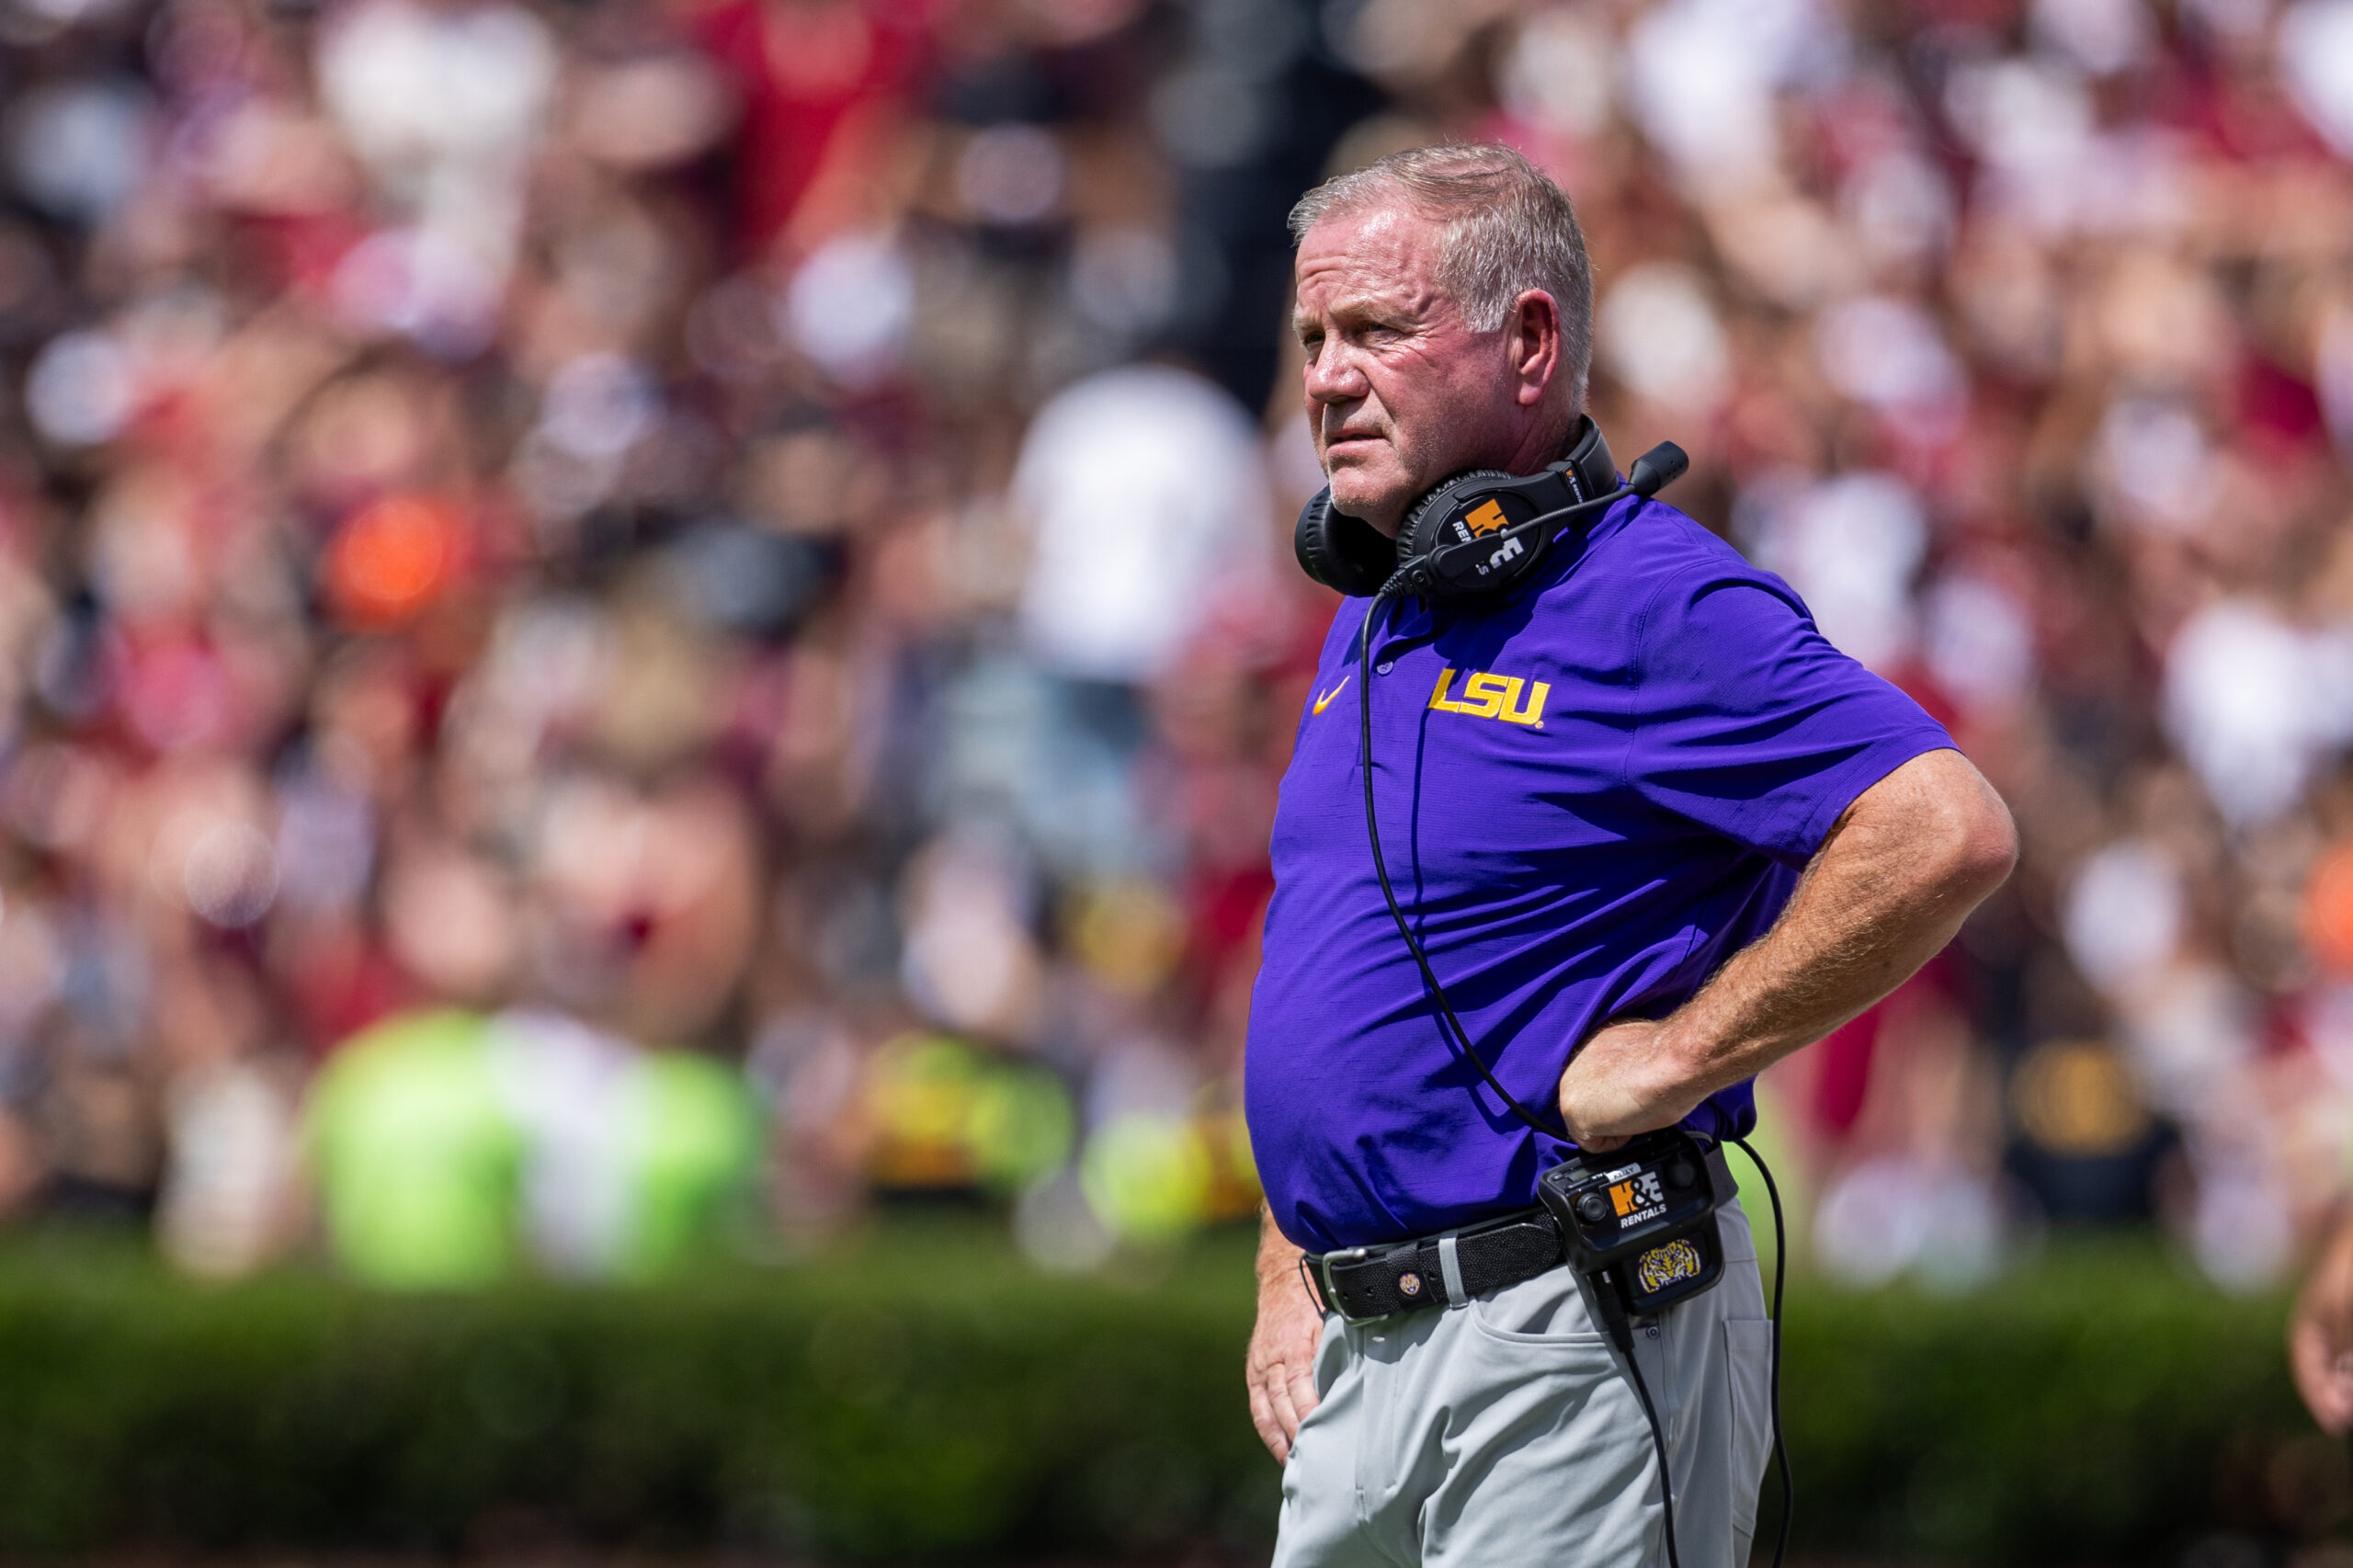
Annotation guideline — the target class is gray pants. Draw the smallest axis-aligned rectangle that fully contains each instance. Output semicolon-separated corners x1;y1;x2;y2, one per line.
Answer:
1274;1199;1776;1568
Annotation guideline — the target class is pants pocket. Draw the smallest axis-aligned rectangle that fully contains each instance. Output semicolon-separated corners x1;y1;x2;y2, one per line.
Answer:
1722;1317;1775;1541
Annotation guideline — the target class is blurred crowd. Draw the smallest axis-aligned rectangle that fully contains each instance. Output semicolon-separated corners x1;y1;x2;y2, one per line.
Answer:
4;0;2353;1289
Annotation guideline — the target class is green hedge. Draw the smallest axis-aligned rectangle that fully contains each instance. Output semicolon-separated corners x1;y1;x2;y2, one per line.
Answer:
0;1222;2329;1563
1779;1244;2330;1562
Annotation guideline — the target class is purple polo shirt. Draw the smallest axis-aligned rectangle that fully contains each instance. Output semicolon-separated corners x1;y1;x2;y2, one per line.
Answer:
1244;492;1955;1254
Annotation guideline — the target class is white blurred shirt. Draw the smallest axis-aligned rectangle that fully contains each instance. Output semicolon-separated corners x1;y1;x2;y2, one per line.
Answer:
1013;362;1272;685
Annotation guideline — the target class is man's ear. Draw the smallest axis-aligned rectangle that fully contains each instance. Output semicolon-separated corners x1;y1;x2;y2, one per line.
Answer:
1510;290;1563;408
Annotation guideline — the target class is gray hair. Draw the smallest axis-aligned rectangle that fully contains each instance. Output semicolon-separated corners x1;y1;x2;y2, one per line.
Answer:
1288;142;1595;407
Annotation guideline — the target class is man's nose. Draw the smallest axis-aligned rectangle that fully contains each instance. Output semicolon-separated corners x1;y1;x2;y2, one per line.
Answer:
1303;341;1367;403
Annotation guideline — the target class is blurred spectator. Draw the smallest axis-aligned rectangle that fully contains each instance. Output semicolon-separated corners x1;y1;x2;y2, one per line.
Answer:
2;0;2353;1291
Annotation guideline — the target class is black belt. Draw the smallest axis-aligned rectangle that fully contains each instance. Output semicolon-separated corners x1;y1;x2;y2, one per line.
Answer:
1306;1208;1565;1320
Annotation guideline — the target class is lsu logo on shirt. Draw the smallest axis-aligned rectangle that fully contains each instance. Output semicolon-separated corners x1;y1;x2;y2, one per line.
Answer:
1428;667;1549;728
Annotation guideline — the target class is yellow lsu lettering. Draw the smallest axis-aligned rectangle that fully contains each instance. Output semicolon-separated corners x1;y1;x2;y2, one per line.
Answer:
1428;667;1548;727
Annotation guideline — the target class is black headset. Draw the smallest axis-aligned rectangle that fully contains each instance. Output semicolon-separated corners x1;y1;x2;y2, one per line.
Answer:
1292;416;1687;604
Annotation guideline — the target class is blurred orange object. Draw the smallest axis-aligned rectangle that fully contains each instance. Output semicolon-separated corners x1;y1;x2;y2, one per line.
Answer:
2306;844;2353;975
324;495;463;629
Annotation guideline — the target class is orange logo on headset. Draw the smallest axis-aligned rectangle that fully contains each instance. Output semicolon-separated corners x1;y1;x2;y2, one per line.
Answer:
1461;498;1510;537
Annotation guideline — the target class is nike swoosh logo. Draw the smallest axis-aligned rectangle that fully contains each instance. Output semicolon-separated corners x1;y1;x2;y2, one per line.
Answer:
1312;677;1349;715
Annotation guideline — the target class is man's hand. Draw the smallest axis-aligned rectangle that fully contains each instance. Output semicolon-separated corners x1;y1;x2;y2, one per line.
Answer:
1246;1210;1327;1465
2292;1203;2353;1433
1557;748;2016;1146
1555;1018;1699;1152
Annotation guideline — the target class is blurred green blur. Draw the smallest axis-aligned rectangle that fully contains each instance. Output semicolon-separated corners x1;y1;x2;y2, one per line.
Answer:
0;1215;2326;1566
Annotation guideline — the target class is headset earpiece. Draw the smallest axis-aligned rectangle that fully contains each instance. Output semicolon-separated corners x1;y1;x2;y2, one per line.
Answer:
1293;489;1397;598
1561;416;1614;500
1395;469;1531;599
1381;416;1627;603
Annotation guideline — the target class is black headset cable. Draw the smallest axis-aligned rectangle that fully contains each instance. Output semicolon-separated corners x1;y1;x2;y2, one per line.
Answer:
1347;447;1688;1130
1730;1135;1791;1568
1356;586;1557;1138
1621;1335;1683;1568
1585;1271;1684;1568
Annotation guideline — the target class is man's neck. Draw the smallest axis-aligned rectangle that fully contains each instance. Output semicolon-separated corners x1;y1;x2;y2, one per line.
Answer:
1501;408;1582;476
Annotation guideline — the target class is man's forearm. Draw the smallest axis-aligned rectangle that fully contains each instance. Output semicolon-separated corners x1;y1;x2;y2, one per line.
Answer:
1669;751;2012;1088
1559;748;2016;1139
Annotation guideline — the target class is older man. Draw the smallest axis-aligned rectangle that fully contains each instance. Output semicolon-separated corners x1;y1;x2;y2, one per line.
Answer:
1242;144;2017;1568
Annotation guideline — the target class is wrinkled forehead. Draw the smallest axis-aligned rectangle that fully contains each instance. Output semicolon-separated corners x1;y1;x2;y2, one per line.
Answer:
1292;205;1450;320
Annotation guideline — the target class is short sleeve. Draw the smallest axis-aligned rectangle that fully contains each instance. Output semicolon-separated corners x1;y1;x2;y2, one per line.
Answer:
1625;569;1954;865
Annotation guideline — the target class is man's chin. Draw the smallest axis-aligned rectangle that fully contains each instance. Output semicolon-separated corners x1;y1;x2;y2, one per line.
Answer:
1326;469;1412;532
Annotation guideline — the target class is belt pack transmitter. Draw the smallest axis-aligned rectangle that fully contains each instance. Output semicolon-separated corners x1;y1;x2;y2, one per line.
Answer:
1537;1127;1739;1318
